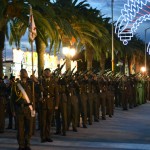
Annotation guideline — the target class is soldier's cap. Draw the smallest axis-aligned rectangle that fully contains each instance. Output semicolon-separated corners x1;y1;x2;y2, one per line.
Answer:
44;68;51;72
20;69;27;72
10;76;15;79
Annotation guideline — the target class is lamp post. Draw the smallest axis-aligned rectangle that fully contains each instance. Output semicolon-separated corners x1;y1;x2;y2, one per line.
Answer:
62;47;76;71
111;0;114;72
145;27;150;71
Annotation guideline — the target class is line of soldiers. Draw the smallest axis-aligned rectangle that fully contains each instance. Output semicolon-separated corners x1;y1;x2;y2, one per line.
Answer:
0;68;149;150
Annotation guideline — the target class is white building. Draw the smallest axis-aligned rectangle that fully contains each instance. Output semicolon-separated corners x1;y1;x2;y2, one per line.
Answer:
3;48;77;78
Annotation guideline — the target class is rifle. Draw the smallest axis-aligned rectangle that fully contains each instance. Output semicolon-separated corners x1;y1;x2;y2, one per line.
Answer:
69;66;76;77
53;61;66;77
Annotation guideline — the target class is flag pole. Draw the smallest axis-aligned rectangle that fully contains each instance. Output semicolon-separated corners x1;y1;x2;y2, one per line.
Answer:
111;0;114;72
29;4;37;117
31;41;35;117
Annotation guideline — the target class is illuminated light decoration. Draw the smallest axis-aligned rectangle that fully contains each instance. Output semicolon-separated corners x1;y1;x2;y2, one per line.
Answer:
131;14;150;32
115;0;150;45
147;42;150;55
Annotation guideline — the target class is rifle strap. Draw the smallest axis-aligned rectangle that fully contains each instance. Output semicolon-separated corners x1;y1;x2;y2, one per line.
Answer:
17;83;33;111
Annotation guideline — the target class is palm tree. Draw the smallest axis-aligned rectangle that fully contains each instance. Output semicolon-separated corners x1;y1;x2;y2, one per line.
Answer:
1;0;69;77
53;0;104;71
117;35;145;74
0;0;58;77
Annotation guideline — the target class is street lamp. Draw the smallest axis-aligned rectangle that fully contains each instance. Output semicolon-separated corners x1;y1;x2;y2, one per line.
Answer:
145;27;150;71
62;46;76;71
111;0;114;72
141;66;146;73
62;47;76;57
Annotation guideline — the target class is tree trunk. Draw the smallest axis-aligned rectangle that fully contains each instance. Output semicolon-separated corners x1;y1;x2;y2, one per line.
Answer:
62;36;72;71
65;56;71;71
135;60;140;73
122;57;126;74
35;36;46;77
0;50;3;77
86;47;93;71
0;27;6;78
99;52;106;74
127;56;132;75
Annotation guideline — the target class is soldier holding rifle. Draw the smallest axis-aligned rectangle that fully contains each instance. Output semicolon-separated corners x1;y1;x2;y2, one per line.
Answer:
10;69;36;150
39;68;59;142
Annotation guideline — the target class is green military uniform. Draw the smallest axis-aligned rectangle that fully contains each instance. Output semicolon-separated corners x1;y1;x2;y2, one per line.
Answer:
126;78;133;108
0;79;6;133
79;77;88;128
98;77;107;120
6;79;17;130
130;77;137;107
55;78;68;136
39;77;59;142
87;77;94;125
119;76;128;110
136;79;143;105
92;76;99;122
10;80;34;149
114;80;121;107
106;80;114;117
67;78;78;132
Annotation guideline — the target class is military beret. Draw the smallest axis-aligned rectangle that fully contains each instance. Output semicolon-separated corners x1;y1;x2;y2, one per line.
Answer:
44;68;51;72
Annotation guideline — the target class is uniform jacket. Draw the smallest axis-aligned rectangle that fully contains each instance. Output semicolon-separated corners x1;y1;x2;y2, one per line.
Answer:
40;78;59;110
10;80;33;114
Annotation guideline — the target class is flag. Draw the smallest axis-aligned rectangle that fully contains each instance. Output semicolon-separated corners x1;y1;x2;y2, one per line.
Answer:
29;5;37;42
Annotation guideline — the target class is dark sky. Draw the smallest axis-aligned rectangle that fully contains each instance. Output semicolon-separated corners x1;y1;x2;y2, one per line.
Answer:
86;0;150;42
4;0;150;59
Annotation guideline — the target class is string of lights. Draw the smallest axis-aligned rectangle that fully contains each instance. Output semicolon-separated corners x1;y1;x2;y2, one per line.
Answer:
115;0;150;45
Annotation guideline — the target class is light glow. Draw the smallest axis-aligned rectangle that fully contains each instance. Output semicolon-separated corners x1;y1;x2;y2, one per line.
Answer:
69;48;76;57
62;47;69;55
62;47;76;57
115;0;150;45
141;66;146;72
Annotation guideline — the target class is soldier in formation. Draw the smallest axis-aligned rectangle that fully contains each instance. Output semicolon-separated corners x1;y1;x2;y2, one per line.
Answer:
0;67;149;150
38;68;59;143
0;77;7;133
10;69;36;150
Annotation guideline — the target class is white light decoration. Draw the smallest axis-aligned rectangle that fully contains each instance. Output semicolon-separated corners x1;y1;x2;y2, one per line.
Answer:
69;48;76;57
147;42;150;55
115;0;150;45
62;47;69;56
141;66;146;72
62;47;76;57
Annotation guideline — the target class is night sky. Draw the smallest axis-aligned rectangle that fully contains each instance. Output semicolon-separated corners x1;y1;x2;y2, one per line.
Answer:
4;0;150;59
86;0;150;42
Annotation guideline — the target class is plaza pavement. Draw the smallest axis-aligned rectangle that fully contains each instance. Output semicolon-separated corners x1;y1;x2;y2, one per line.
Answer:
1;102;150;150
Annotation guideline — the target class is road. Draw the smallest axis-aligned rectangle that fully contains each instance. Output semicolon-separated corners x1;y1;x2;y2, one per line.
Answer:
1;102;150;150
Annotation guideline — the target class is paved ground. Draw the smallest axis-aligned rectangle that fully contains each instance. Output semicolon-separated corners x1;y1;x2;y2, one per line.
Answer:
1;102;150;150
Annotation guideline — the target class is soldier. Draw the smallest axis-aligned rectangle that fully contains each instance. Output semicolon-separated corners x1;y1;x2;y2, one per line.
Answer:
55;76;68;136
6;76;17;130
114;77;121;107
67;76;79;132
86;74;94;125
98;76;107;120
136;76;143;105
92;73;99;122
39;68;59;142
106;77;115;117
126;76;134;109
78;74;88;128
119;75;128;110
10;69;35;150
0;77;7;133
